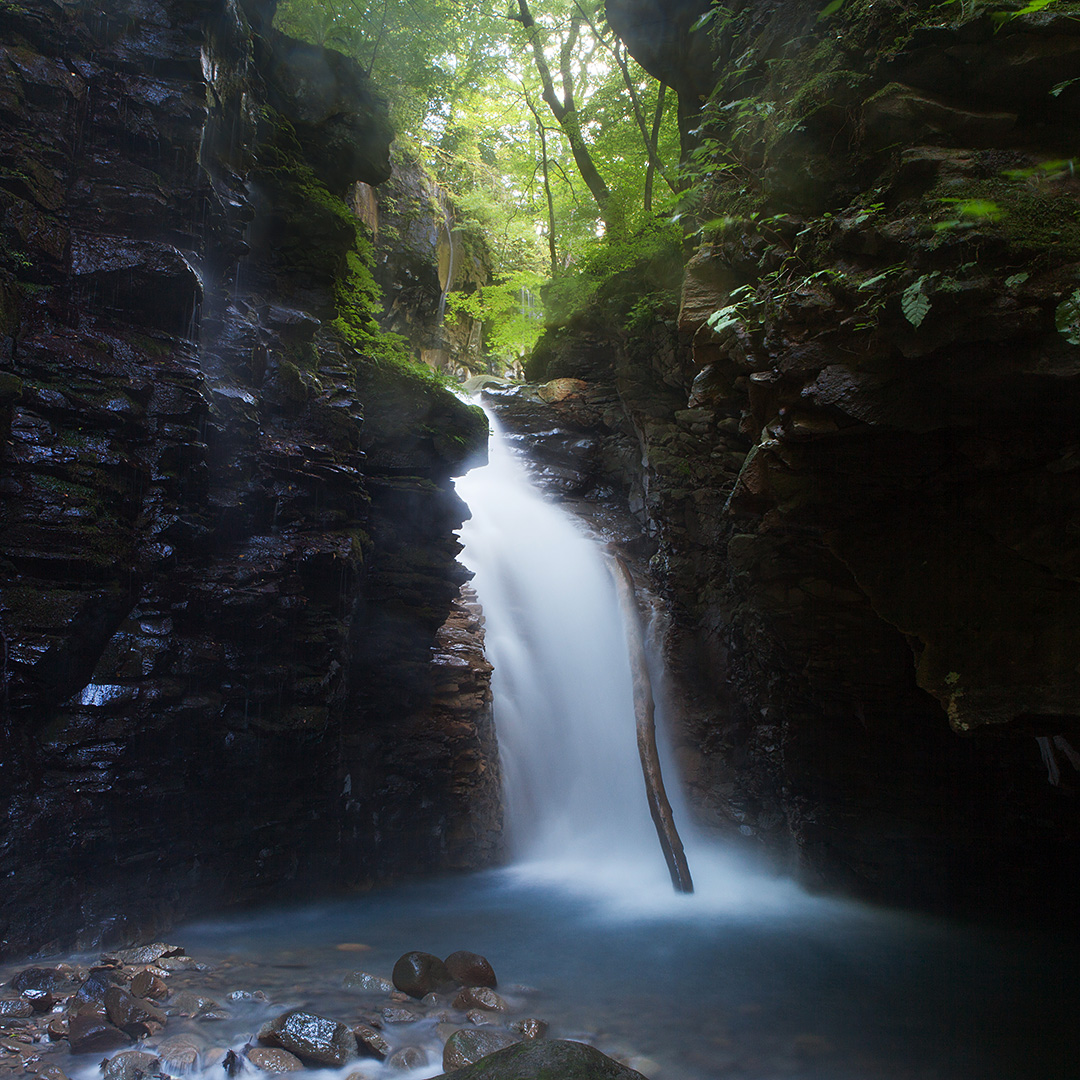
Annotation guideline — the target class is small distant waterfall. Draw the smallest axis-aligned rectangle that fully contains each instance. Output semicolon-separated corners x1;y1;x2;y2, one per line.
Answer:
455;409;679;888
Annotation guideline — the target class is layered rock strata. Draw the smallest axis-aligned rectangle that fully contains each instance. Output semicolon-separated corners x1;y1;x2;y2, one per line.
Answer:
518;0;1080;918
0;0;498;956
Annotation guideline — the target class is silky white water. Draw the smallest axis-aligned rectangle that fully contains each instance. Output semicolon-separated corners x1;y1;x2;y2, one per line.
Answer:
453;407;809;916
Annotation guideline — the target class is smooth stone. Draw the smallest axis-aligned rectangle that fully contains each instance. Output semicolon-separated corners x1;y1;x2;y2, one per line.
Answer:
36;1067;69;1080
444;951;497;988
258;1009;356;1068
128;970;168;1001
467;1009;500;1026
343;971;394;994
442;1028;519;1071
388;1046;427;1070
392;951;456;998
111;944;182;966
104;986;166;1034
511;1018;548;1039
247;1046;305;1072
354;1023;391;1060
168;990;217;1016
66;1009;132;1054
0;999;34;1018
10;968;76;994
381;1005;421;1024
156;1034;201;1072
453;986;508;1012
102;1051;160;1080
438;1039;650;1079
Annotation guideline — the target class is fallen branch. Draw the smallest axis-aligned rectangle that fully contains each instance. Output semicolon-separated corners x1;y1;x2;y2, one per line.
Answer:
609;554;693;894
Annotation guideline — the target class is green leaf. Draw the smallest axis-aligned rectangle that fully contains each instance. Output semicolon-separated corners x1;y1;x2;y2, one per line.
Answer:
902;277;932;328
1055;289;1080;345
1005;273;1029;288
817;0;845;21
690;9;717;32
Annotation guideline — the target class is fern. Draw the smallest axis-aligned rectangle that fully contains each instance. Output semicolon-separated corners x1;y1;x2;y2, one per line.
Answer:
902;277;932;328
1055;289;1080;345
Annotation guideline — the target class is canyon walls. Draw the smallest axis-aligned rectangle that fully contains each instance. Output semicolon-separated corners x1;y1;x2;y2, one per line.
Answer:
0;0;499;957
507;0;1080;918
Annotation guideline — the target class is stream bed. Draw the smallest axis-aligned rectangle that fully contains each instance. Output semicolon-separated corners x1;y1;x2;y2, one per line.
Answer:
24;854;1074;1080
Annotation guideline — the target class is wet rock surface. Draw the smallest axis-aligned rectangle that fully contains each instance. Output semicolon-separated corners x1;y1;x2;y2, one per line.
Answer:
437;1038;650;1079
505;0;1080;919
0;0;499;957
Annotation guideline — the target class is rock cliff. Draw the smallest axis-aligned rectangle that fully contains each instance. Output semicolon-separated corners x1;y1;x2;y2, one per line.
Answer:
513;0;1080;918
0;0;499;956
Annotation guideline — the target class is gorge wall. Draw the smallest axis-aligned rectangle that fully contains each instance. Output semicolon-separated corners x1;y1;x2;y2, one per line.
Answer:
509;0;1080;918
0;0;500;957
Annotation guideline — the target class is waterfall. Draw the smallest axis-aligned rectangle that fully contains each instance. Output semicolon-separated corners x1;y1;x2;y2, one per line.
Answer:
455;409;683;893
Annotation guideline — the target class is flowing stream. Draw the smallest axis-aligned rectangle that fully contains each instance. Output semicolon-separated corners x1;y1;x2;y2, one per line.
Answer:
46;410;1080;1080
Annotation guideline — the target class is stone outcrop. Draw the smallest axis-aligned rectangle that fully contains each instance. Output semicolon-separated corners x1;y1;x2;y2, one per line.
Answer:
0;0;499;957
518;0;1080;919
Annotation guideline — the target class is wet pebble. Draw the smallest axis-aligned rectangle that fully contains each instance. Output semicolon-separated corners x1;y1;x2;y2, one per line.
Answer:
343;972;393;994
380;1006;420;1024
155;1033;201;1072
101;1050;160;1080
511;1018;548;1039
387;1046;427;1070
0;1003;32;1019
10;970;76;996
453;986;508;1012
391;952;455;999
258;1009;357;1068
354;1023;390;1060
128;971;168;1001
444;951;496;988
66;1009;130;1054
247;1046;305;1072
167;990;217;1017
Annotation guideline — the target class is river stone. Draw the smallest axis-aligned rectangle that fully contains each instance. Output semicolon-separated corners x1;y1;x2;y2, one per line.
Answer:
258;1009;356;1067
354;1022;391;1059
247;1046;305;1072
388;1046;427;1070
37;1067;69;1080
343;971;394;994
74;968;121;1005
168;989;217;1016
444;951;497;988
453;986;508;1012
511;1018;548;1040
11;967;77;994
156;1034;201;1072
438;1039;650;1079
102;1050;160;1080
111;943;182;966
392;951;456;998
66;1009;132;1053
129;970;168;1000
442;1028;519;1071
0;999;34;1017
104;986;166;1034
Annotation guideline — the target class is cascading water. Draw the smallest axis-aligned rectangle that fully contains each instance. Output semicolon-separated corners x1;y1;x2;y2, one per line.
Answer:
455;407;695;900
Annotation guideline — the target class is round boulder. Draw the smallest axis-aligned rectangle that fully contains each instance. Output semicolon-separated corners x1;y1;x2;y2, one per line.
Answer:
392;951;455;999
444;950;497;988
246;1046;305;1073
441;1038;650;1079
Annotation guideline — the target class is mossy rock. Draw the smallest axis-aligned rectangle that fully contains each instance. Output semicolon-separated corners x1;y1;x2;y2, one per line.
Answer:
435;1039;648;1080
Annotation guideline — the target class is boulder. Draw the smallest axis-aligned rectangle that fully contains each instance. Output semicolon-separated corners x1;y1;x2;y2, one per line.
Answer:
11;967;76;994
442;1028;519;1071
444;951;497;988
392;951;456;998
104;986;167;1036
437;1039;650;1079
258;1009;357;1068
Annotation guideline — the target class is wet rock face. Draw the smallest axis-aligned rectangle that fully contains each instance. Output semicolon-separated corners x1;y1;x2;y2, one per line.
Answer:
517;1;1080;919
0;0;498;957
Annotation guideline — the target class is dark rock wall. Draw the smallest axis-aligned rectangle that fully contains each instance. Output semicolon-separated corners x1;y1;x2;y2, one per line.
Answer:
522;0;1080;919
0;0;499;957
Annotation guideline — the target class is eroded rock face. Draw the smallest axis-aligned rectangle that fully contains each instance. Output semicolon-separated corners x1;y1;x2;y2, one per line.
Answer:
0;0;497;957
515;0;1080;919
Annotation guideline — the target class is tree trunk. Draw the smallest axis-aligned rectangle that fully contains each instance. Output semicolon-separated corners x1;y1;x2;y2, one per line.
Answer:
609;554;693;894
